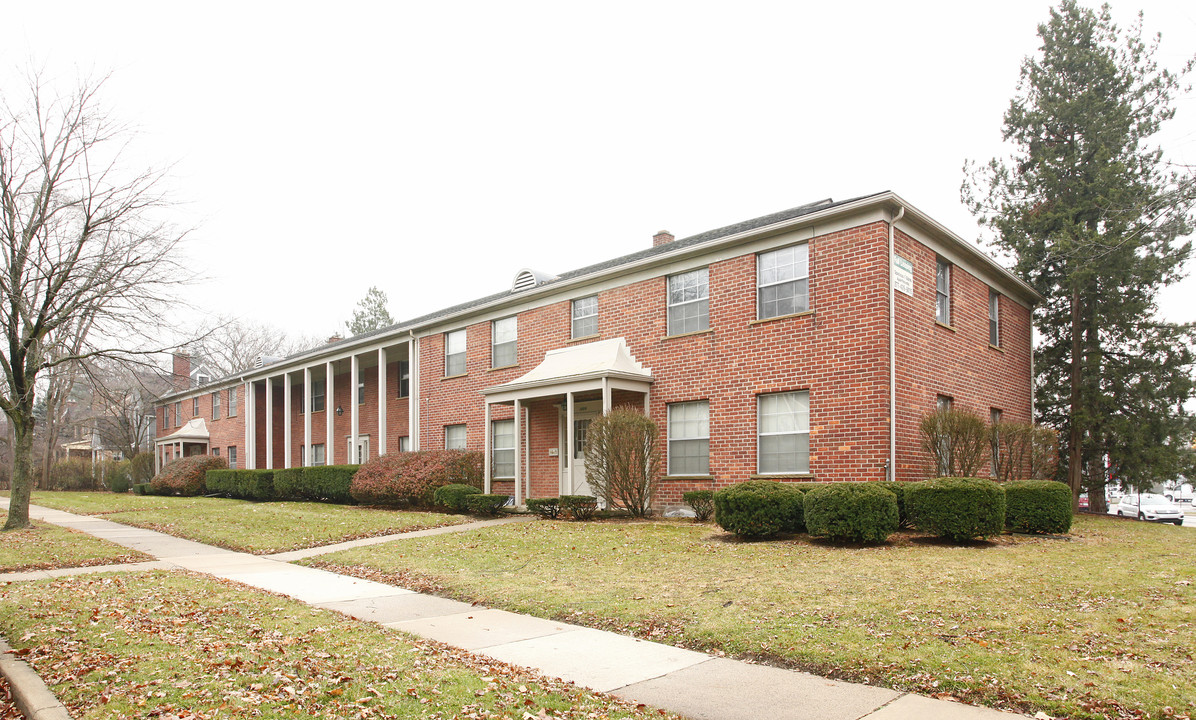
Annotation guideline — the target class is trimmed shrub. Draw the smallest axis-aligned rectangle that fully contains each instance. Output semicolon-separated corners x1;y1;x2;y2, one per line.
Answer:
1004;479;1072;534
713;481;804;538
907;477;1006;542
877;481;912;529
132;483;150;495
350;450;483;506
434;483;483;511
207;469;275;501
274;465;358;503
682;490;714;522
526;497;561;519
804;483;899;544
466;494;510;515
150;456;226;496
559;495;598;521
582;408;661;517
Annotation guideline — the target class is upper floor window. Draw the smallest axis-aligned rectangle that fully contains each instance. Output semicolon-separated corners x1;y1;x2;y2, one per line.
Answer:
311;380;325;412
668;401;710;475
193;397;200;415
667;268;709;335
445;330;466;376
228;387;238;417
989;290;1000;347
492;419;515;478
758;391;810;474
398;360;410;398
757;244;809;320
357;377;365;405
211;391;221;419
572;296;598;338
174;402;182;426
936;258;952;325
492;317;517;368
445;424;467;450
162;406;169;430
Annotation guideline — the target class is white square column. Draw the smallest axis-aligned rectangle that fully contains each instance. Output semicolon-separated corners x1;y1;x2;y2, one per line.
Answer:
245;381;256;469
565;392;574;496
350;354;359;464
265;378;274;470
377;347;387;456
483;401;492;494
283;373;292;469
303;368;312;467
325;362;335;465
409;337;420;450
514;398;523;506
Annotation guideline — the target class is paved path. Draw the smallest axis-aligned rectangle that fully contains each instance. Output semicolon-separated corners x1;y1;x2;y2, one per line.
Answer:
3;502;1030;720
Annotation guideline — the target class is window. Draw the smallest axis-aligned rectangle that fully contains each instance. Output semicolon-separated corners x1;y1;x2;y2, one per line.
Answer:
937;395;953;411
196;373;210;385
162;406;169;430
229;387;238;417
936;258;951;325
757;391;810;474
989;290;1000;346
228;446;238;469
492;419;515;478
174;402;181;426
445;330;466;376
212;447;220;457
358;377;365;405
757;245;809;319
312;380;325;412
311;443;325;466
572;296;598;338
668;401;710;475
492;317;517;368
667;268;709;335
190;397;198;415
398;360;410;398
399;436;410;452
212;392;221;419
445;424;467;450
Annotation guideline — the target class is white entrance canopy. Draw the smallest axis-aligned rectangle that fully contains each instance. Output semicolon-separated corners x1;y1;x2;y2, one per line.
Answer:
154;417;211;472
480;338;653;505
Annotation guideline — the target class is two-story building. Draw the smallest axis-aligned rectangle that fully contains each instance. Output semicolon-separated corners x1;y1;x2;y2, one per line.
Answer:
153;191;1039;511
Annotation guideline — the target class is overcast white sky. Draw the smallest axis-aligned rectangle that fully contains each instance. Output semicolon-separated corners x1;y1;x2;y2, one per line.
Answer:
6;0;1196;344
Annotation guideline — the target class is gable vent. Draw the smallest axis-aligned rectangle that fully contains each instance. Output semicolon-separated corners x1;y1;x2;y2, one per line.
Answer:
511;268;555;293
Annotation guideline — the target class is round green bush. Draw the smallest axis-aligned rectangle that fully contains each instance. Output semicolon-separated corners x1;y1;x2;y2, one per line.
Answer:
525;497;561;519
906;477;1006;542
465;493;510;515
713;480;804;538
804;483;899;544
682;490;714;521
433;483;483;511
1004;479;1072;534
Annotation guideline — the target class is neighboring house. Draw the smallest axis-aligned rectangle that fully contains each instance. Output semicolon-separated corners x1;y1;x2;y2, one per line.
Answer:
152;192;1039;511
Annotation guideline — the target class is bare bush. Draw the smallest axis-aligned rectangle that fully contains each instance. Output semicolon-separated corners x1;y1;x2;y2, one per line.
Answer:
920;408;989;477
583;408;661;517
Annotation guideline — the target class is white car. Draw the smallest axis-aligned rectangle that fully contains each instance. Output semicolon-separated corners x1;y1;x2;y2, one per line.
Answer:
1117;494;1185;525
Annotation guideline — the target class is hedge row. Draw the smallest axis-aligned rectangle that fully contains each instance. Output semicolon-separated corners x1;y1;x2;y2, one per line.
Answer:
150;456;227;496
350;450;483;506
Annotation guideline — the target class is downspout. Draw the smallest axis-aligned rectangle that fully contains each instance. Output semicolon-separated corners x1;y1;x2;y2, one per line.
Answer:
888;205;905;482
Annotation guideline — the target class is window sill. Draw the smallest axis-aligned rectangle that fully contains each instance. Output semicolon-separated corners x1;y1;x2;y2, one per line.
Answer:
935;321;956;333
664;474;714;481
568;334;601;344
488;364;519;372
750;310;813;326
750;473;814;480
988;344;1003;353
441;373;468;381
662;329;713;341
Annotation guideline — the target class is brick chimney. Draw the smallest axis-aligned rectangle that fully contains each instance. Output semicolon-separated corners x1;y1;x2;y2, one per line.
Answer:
172;352;191;391
653;230;675;248
327;334;343;345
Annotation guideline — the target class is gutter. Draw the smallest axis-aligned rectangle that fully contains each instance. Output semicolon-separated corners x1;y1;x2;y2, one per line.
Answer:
888;205;905;482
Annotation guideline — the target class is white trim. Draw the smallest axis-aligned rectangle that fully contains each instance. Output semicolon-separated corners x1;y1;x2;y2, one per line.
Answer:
409;336;420;450
283;373;292;469
265;377;274;470
667;400;710;476
377;347;387;456
483;403;492;494
326;361;335;465
350;355;360;465
303;368;312;467
514;398;523;506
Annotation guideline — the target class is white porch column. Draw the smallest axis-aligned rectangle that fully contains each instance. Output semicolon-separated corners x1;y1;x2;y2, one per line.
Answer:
602;377;611;414
565;392;575;496
325;362;335;464
245;381;256;469
409;337;420;450
350;354;360;464
303;368;312;467
377;347;387;456
643;387;651;415
265;377;274;469
283;373;293;469
155;443;161;473
483;401;492;494
514;398;523;506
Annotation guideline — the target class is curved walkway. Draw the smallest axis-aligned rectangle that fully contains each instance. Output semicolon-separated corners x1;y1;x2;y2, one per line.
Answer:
2;501;1030;720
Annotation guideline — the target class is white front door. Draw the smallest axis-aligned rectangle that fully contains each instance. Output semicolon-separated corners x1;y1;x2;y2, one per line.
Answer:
347;435;370;464
562;402;600;496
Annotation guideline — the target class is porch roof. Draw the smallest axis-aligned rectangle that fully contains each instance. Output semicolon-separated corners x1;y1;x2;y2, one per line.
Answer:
482;337;653;404
156;418;210;444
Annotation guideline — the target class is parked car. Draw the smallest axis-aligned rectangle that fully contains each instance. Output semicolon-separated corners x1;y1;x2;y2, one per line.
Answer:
1117;494;1185;525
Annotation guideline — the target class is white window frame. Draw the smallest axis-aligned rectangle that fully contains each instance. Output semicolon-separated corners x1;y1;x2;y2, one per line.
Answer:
311;380;325;412
174;402;181;426
398;436;410;452
668;401;710;476
445;330;466;376
357;377;365;405
193;397;200;415
989;290;1000;347
445;424;467;450
667;268;709;336
757;244;809;320
572;295;598;338
491;419;515;479
228;387;238;417
228;446;238;469
492;316;518;368
211;391;221;420
757;391;810;474
936;257;952;325
311;443;326;466
398;360;410;398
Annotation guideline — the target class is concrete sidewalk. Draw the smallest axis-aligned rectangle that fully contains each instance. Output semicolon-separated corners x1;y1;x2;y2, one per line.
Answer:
4;501;1030;720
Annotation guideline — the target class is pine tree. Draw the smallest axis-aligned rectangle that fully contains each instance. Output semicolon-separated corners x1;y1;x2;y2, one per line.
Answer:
963;1;1196;510
346;287;395;336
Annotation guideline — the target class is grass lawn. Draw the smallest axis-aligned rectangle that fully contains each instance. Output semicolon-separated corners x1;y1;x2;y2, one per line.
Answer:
306;514;1196;720
0;571;670;719
23;491;471;554
0;521;151;572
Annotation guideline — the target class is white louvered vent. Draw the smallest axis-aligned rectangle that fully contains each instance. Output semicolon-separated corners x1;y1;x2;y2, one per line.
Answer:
511;268;555;293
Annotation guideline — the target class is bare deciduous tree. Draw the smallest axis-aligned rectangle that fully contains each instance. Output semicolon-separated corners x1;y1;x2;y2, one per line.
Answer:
1;71;186;530
582;407;662;517
192;314;317;378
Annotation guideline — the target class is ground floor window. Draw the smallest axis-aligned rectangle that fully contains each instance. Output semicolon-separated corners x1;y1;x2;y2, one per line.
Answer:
668;401;709;475
445;424;467;450
492;419;515;478
311;443;326;466
212;447;220;457
399;436;410;452
757;391;810;474
228;446;238;469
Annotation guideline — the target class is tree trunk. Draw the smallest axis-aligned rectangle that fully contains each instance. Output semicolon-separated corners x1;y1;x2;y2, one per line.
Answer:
1068;289;1083;510
3;423;34;530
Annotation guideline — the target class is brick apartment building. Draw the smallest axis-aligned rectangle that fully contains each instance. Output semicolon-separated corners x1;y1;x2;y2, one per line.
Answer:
153;191;1039;511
